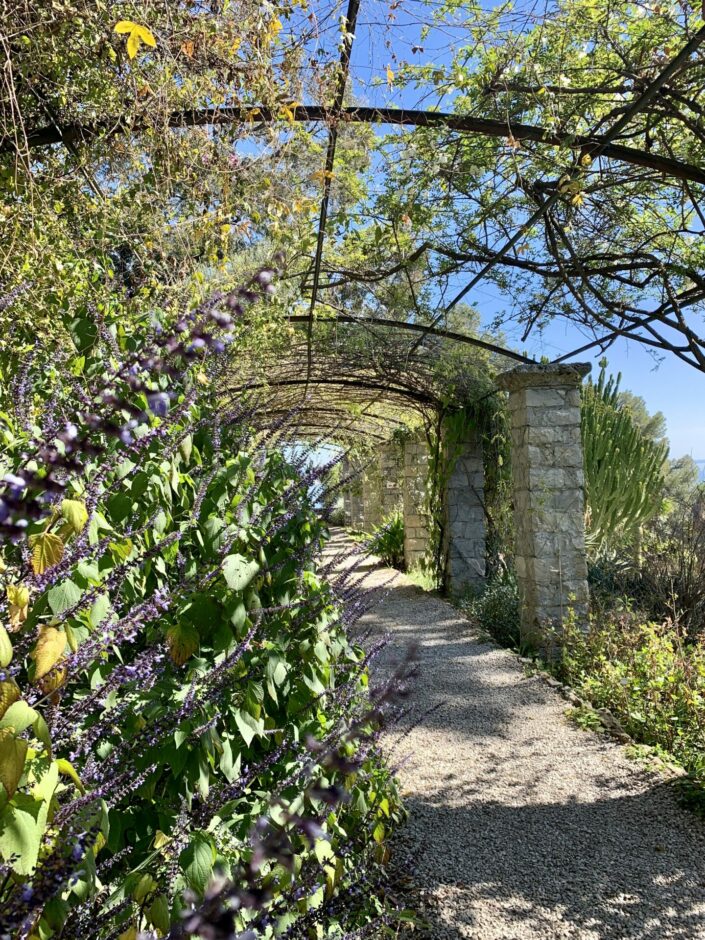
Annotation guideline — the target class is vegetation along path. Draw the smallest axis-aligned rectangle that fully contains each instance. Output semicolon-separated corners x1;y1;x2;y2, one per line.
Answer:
332;534;705;939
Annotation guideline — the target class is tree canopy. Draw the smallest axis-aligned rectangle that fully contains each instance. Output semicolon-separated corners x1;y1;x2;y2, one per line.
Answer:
2;0;704;436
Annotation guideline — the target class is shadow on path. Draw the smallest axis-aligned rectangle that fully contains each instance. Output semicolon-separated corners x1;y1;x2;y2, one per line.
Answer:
342;544;705;940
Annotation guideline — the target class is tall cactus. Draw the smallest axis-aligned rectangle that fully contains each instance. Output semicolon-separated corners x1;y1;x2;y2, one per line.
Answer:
581;366;668;553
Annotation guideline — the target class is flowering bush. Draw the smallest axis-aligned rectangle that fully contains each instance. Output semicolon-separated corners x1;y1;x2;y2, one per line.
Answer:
0;287;402;938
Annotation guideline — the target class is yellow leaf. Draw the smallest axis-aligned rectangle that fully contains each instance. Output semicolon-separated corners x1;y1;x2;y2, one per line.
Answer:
32;627;67;680
0;624;13;667
126;32;140;59
571;192;585;207
56;758;85;794
267;16;283;40
133;873;157;903
0;729;27;799
0;681;20;720
61;499;88;534
153;829;170;849
29;532;64;575
386;65;394;86
114;20;137;34
372;822;385;844
38;664;66;697
279;101;300;123
133;24;156;47
7;584;29;609
166;623;199;666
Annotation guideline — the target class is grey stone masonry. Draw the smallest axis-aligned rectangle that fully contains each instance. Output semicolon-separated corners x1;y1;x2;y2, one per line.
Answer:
341;457;365;529
403;434;431;569
497;363;591;649
379;443;403;518
361;457;383;532
443;426;486;596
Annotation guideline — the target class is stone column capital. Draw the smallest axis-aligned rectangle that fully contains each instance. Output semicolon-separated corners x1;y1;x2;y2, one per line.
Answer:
496;362;591;392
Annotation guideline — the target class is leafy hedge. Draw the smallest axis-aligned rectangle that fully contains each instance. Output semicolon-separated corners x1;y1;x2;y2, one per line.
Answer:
0;289;401;938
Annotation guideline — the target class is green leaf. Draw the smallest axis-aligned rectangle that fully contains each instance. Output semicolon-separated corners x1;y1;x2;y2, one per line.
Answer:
314;838;334;864
222;554;260;592
33;713;52;756
147;894;170;934
90;593;111;629
32;760;59;804
179;435;193;463
234;709;263;747
230;601;248;631
0;792;48;874
180;833;215;894
47;579;82;616
0;700;38;734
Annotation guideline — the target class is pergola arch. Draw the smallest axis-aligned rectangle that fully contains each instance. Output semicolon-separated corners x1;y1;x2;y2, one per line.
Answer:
226;311;591;650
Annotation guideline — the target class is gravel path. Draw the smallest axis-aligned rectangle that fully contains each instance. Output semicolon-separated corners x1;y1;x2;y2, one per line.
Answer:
331;533;705;939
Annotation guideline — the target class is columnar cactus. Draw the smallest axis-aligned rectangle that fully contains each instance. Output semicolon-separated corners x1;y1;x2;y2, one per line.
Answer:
581;367;668;553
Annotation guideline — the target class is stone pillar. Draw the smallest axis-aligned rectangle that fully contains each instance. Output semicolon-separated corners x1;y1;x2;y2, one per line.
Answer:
361;458;383;532
341;457;364;529
443;426;486;596
497;363;591;650
379;442;403;518
402;434;431;569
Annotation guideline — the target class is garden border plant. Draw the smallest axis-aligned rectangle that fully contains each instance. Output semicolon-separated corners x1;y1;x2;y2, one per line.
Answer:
0;282;404;939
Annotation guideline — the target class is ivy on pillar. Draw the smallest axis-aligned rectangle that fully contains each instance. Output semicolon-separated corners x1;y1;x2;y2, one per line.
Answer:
497;363;591;650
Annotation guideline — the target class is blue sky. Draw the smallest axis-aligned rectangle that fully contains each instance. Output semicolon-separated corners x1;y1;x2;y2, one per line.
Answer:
331;0;705;458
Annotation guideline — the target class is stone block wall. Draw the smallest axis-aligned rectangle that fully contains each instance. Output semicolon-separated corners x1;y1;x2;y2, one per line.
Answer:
361;457;383;531
443;427;486;596
341;457;365;529
498;363;591;649
403;434;431;569
379;443;403;518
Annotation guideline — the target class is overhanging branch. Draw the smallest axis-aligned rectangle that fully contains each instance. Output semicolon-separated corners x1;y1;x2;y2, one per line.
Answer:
8;105;705;187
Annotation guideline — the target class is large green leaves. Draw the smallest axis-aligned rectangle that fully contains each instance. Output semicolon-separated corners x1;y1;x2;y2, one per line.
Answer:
222;553;260;592
179;833;216;894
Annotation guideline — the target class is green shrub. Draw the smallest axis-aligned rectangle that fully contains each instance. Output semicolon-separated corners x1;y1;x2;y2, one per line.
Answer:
368;511;406;570
464;577;520;648
556;612;705;795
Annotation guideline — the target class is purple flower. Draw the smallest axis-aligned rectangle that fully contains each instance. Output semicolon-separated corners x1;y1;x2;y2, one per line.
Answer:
147;392;170;417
